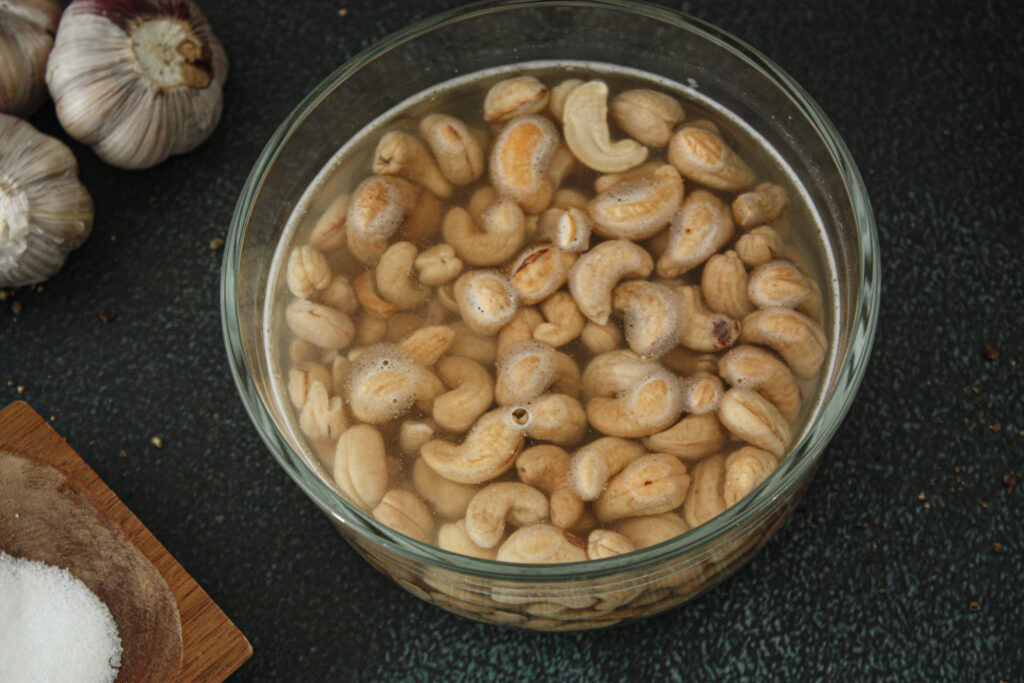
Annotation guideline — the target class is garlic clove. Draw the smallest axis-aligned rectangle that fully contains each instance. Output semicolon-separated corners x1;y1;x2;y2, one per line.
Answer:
45;0;228;170
0;0;62;117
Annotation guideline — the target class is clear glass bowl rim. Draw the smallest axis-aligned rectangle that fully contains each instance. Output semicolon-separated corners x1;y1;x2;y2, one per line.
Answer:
221;0;880;583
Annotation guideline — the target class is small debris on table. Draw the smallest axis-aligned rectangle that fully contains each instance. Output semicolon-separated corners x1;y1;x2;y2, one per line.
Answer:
11;301;23;315
99;311;116;323
983;344;1000;360
992;542;1002;553
150;436;164;448
209;238;225;251
1004;474;1017;495
968;600;981;612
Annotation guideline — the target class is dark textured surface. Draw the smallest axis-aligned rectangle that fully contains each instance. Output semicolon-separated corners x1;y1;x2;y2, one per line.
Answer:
2;0;1022;680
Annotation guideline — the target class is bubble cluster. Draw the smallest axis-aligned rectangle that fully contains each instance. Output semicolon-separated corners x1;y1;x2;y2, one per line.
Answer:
489;114;559;199
346;176;410;242
346;343;421;423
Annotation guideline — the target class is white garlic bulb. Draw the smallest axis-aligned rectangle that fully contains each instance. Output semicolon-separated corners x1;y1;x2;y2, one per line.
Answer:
45;0;228;170
0;0;62;116
0;113;93;287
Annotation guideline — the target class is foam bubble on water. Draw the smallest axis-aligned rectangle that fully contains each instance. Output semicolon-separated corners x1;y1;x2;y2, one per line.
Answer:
346;177;406;242
346;343;419;420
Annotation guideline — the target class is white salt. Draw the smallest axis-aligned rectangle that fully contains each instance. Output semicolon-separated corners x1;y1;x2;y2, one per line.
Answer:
0;551;122;683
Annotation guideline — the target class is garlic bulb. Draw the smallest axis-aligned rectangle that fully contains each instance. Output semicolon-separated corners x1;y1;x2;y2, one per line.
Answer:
0;113;93;287
0;0;62;116
45;0;228;170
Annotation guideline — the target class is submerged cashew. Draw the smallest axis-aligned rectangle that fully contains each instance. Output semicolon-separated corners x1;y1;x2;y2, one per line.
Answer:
660;346;718;376
437;520;498;560
465;482;549;548
420;114;486;186
496;306;544;355
454;269;520;336
286;299;356;350
668;123;755;192
345;175;417;265
718;388;792;457
508;244;576;305
568;240;654;325
412;457;479;519
317;275;358;314
385;313;425;343
551;207;592;253
579;321;624;356
442;201;527;267
593;160;663;194
609;88;684;148
657;190;735;278
288;360;332;408
400;419;436;456
421;406;528;483
719;345;801;421
373;131;452;198
732;182;789;228
642;413;729;462
467;185;498;221
299;381;347;441
682;455;726;528
433;355;494;433
399;187;443;245
524;393;587;447
589;164;683;240
333;425;388;510
611;512;689;549
346;344;438;423
286;245;332;299
373;489;434;544
353;270;397;319
611;280;682;358
354;313;387;345
375;241;430;309
309;193;349;252
490;114;559;214
587;529;635;560
723;446;779;507
679;372;724;414
516;445;583;530
484;76;549;122
568;436;647;501
702;250;754;319
496;524;588;563
747;260;821;319
547;143;577;188
397;325;455;367
594;453;690;522
414;243;463;286
675;285;741;352
587;363;684;438
495;341;564;404
533;291;586;347
562;80;648;173
735;225;784;268
739;308;827;378
549;78;584;122
552;188;589;211
289;339;317;364
448;321;498;365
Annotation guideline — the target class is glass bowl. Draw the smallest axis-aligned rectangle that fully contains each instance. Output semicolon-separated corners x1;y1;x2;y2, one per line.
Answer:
221;0;879;630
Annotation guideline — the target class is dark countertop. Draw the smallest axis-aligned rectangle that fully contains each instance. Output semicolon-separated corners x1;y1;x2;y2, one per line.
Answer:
2;0;1022;679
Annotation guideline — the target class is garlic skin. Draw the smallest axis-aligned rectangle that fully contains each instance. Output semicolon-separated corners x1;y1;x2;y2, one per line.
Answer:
0;0;62;116
0;114;93;287
45;0;228;170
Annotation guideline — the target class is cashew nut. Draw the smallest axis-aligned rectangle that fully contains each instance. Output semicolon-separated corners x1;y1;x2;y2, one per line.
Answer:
611;280;682;358
508;244;576;305
353;270;397;319
533;290;586;347
288;360;332;408
412;457;479;519
562;80;648;173
289;339;317;364
579;321;624;356
398;188;443;245
467;185;498;221
437;520;498;560
516;445;583;530
667;123;755;193
420;114;486;186
400;419;435;457
735;225;784;268
675;285;741;352
331;356;351;391
354;313;387;345
494;341;577;405
333;425;388;510
719;345;801;421
414;243;463;286
489;114;559;213
702;250;754;319
594;453;690;522
524;393;587;447
373;130;452;198
609;88;685;148
552;187;589;211
442;201;527;267
496;524;588;564
747;260;822;320
433;355;494;433
316;275;357;314
465;482;549;548
420;406;528;483
345;175;417;265
586;365;684;438
611;512;689;549
723;446;779;507
285;299;355;350
373;489;434;544
589;164;683;240
393;325;452;368
549;78;584;122
678;371;724;415
568;239;654;325
448;321;498;366
642;413;729;462
593;160;663;194
484;76;549;122
384;313;424;343
454;269;520;336
568;436;647;501
682;455;726;528
656;190;735;278
345;344;439;423
375;241;430;310
732;182;789;228
547;143;577;189
660;346;718;376
739;308;827;378
286;245;332;299
587;529;635;560
309;193;349;252
718;388;792;457
550;206;592;253
298;381;347;441
496;306;544;355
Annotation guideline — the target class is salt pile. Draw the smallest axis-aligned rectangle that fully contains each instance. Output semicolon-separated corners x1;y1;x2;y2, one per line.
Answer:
0;551;122;683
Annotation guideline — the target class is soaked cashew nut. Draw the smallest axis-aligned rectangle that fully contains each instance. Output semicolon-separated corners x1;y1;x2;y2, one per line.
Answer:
739;308;827;378
682;455;727;528
375;241;430;309
660;346;718;377
612;280;683;358
723;446;779;507
594;453;690;522
668;123;755;192
496;306;544;355
679;372;725;414
747;260;821;319
568;239;654;325
286;245;332;299
433;355;494;433
735;225;784;268
373;130;452;198
609;88;685;148
702;250;754;319
719;345;801;421
354;313;387;345
642;413;729;461
373;489;434;544
533;291;586;347
675;285;741;352
317;275;358;314
490;114;559;213
611;512;689;549
420;406;528;483
524;393;587;447
397;325;455;367
412;457;479;519
346;344;439;423
508;244;576;305
496;524;588;564
587;529;635;560
385;313;425;343
345;175;417;265
309;193;349;252
656;190;735;278
414;243;463;286
589;164;683;240
399;188;443;245
549;78;584;122
580;320;624;356
718;388;792;457
437;520;498;560
400;419;435;456
286;299;356;350
484;76;549;122
495;341;562;404
568;436;647;501
333;425;388;510
454;269;520;336
288;360;332;408
552;187;589;210
353;270;397;319
732;182;789;228
465;482;549;548
467;185;498;221
449;321;498;366
562;80;648;173
299;381;347;441
587;361;684;438
516;445;583;530
547;143;577;189
550;206;592;253
442;201;527;267
593;160;663;194
420;114;486;186
289;339;318;364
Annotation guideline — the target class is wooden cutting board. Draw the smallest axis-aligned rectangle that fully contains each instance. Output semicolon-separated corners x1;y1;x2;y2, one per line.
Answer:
0;401;252;681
